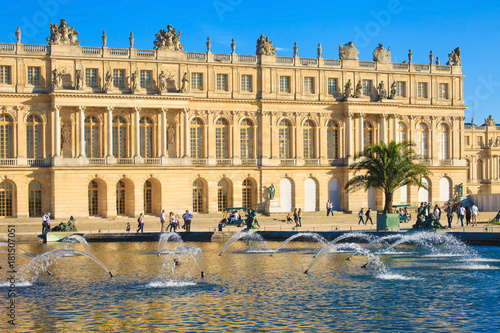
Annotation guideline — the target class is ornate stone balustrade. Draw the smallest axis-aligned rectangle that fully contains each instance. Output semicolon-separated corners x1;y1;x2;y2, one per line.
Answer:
241;159;258;166
280;159;296;166
23;44;47;54
216;159;233;166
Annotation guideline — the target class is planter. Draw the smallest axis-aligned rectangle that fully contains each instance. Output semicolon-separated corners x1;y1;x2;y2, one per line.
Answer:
377;212;400;232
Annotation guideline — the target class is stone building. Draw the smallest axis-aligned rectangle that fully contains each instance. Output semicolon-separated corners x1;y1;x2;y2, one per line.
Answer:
0;19;474;219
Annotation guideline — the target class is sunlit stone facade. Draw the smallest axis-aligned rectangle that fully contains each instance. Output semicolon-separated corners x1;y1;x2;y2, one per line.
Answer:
0;20;476;219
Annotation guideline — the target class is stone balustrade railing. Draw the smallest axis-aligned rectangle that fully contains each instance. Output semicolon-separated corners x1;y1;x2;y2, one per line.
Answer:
0;42;461;74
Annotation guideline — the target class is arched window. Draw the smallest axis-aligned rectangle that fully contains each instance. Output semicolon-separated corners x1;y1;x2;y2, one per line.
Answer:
240;119;253;159
477;159;483;180
438;123;449;160
0;180;13;217
279;119;292;159
190;118;204;158
112;116;127;158
192;179;205;213
144;180;152;214
140;116;154;158
217;179;230;212
26;114;43;158
0;114;14;158
363;121;373;147
216;118;229;159
84;116;100;158
28;180;42;217
242;178;254;208
397;122;407;143
116;180;126;215
327;120;339;159
417;123;428;158
88;180;99;216
303;120;315;159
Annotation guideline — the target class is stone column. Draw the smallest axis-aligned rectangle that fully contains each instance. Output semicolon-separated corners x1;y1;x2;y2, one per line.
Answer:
381;113;387;143
183;109;190;158
107;106;113;158
430;116;436;162
79;106;86;157
53;105;61;157
470;156;475;182
134;107;140;158
393;115;398;142
346;112;353;158
160;107;167;158
359;113;364;152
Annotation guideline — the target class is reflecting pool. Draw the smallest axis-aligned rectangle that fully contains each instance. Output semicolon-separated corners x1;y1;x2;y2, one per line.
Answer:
2;232;500;332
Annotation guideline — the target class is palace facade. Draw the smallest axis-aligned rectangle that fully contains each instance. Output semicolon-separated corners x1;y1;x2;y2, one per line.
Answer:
0;19;490;219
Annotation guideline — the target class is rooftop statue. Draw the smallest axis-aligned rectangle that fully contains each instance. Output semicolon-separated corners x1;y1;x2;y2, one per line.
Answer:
377;81;387;100
373;43;391;63
484;115;495;126
47;19;80;46
447;47;461;66
256;34;276;56
153;25;184;51
344;79;353;99
338;41;359;61
354;80;362;98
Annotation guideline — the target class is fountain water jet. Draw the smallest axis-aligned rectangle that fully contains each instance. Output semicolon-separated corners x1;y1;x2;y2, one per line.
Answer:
17;249;113;282
312;232;374;259
270;232;327;256
157;233;183;255
346;234;405;260
63;235;91;254
219;231;267;256
0;242;35;258
158;245;205;278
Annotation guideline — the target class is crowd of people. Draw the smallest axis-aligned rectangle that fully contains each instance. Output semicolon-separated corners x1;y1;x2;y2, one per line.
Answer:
417;201;480;228
127;209;194;233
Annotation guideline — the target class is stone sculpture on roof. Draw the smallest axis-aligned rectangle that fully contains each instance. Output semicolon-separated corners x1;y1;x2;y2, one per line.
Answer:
338;41;359;61
256;34;276;56
484;115;496;126
47;19;80;46
377;81;387;100
373;43;391;63
153;25;184;51
447;47;461;66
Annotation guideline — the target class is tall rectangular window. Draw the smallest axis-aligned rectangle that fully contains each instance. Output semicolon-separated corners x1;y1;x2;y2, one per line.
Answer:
304;77;314;94
362;80;372;96
191;73;202;91
418;82;428;98
113;69;125;87
216;74;228;91
439;83;448;99
395;81;405;97
27;67;40;85
0;66;11;84
140;70;152;88
327;78;337;95
85;68;98;87
280;76;290;93
241;75;252;92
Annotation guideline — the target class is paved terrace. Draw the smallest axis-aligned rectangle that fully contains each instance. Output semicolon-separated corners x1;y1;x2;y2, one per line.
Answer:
1;211;499;241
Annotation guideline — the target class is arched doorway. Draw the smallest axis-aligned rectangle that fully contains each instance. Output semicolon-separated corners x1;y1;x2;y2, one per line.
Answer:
28;180;42;217
418;178;430;202
88;180;99;216
217;179;230;212
192;179;206;213
328;178;340;211
242;178;255;209
0;180;14;217
439;177;452;202
116;180;126;216
368;187;376;210
304;178;317;211
280;178;293;212
400;185;408;204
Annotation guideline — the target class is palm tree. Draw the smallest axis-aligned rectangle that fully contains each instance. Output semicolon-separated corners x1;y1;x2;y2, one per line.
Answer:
345;141;430;214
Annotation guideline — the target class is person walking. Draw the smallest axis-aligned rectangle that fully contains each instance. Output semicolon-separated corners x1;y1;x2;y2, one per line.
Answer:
169;212;177;232
126;222;131;233
42;213;48;234
160;210;166;232
471;203;479;226
293;208;299;229
365;208;373;225
433;204;441;220
445;202;453;228
137;213;145;233
297;208;302;227
326;200;334;216
182;210;194;232
358;208;365;225
465;206;472;226
458;204;465;227
46;213;51;232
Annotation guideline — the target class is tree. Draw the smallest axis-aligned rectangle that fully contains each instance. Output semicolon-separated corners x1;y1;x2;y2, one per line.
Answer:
345;141;430;214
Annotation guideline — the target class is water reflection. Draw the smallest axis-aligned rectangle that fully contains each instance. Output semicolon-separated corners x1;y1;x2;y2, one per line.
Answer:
0;237;499;331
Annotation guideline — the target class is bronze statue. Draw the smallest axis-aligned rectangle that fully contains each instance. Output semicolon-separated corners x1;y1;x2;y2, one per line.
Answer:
245;208;260;229
269;184;275;200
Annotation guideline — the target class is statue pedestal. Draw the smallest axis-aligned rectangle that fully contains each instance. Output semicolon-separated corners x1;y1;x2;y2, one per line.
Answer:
62;143;72;158
265;199;281;214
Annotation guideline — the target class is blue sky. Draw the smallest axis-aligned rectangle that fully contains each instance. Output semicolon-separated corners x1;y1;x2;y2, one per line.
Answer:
2;0;499;123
